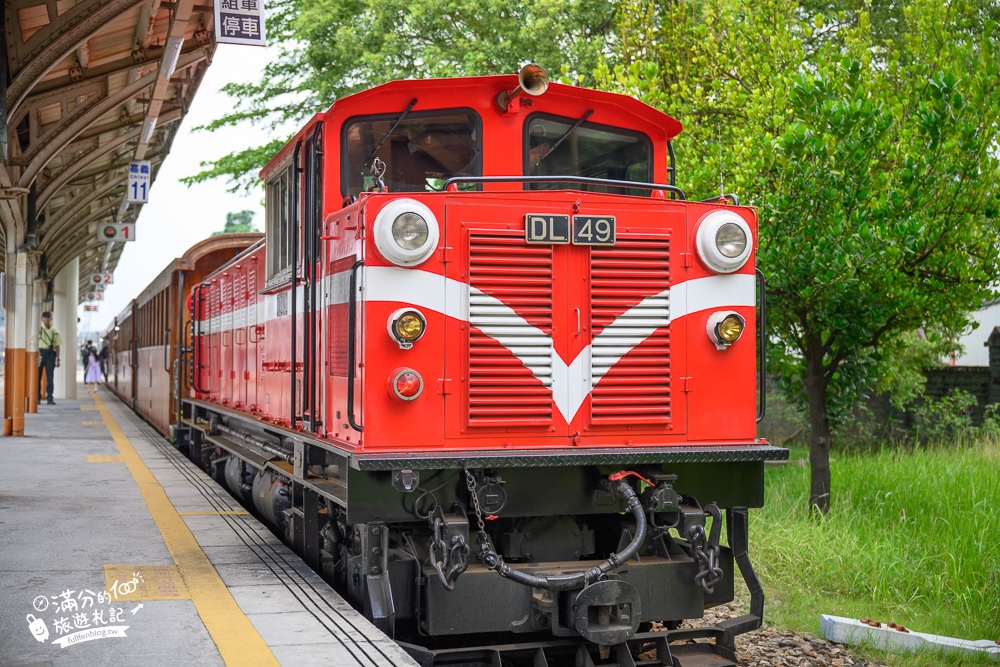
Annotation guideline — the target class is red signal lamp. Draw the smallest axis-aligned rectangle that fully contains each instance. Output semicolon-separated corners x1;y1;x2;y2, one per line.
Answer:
389;368;424;401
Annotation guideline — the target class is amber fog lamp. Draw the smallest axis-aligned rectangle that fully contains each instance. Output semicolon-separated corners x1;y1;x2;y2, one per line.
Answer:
706;311;746;350
389;368;424;401
387;308;426;349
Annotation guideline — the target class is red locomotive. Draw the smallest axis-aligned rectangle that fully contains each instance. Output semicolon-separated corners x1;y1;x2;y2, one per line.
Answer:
174;66;786;666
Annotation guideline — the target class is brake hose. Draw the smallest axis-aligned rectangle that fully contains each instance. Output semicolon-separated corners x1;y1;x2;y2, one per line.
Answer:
481;480;647;591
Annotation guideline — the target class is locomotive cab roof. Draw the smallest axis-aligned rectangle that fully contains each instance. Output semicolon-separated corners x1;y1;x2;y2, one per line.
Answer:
260;74;684;191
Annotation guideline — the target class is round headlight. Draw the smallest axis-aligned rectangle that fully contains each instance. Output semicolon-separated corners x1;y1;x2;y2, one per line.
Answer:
373;198;440;266
695;210;753;273
716;222;748;258
392;212;429;250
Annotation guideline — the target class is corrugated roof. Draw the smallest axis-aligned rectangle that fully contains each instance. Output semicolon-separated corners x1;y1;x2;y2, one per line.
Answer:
2;0;219;299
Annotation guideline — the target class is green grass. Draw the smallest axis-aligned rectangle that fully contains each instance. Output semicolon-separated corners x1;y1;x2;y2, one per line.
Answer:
749;438;1000;665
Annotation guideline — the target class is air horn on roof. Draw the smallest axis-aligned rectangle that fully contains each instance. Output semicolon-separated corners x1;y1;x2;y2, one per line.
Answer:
495;64;550;112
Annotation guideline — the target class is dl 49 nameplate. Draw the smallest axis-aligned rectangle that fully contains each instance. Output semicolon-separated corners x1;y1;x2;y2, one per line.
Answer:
525;214;616;246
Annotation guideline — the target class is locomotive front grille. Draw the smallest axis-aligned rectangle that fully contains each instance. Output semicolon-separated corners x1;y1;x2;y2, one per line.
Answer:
466;230;671;430
590;237;671;424
468;232;554;426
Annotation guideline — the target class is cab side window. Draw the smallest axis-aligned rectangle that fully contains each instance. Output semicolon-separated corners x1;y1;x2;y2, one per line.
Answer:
265;162;294;284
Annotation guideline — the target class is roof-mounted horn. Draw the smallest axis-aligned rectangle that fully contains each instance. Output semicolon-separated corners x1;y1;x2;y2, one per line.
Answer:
495;64;549;112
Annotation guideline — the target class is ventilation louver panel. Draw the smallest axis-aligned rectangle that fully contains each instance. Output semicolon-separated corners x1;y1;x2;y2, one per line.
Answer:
468;233;553;426
590;238;671;424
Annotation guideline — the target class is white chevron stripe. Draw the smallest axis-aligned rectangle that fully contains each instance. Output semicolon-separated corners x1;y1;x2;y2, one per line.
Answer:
364;267;755;421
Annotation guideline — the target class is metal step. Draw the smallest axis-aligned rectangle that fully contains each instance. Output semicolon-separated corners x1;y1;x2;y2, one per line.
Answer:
669;642;739;667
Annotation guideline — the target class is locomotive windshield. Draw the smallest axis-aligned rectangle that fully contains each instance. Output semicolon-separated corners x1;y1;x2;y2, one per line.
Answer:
342;109;481;194
524;113;652;195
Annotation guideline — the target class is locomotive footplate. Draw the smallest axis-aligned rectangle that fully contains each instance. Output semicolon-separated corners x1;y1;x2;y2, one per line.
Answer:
421;554;733;637
406;508;760;667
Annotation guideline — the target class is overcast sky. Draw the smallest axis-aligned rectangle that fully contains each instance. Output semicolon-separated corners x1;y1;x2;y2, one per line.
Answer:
80;43;281;336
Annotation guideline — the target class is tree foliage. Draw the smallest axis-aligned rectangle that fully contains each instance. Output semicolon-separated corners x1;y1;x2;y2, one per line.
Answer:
213;210;258;235
605;0;1000;512
185;0;619;191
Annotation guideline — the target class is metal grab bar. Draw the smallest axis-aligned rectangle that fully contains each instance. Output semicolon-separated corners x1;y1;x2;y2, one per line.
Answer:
347;259;363;432
183;320;194;391
697;193;741;206
191;284;210;394
756;269;767;424
163;329;170;372
443;175;686;199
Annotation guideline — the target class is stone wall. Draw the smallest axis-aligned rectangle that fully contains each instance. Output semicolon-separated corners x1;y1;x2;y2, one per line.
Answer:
866;326;1000;431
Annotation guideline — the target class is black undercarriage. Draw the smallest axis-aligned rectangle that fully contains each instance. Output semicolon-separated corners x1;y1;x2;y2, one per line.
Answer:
177;399;788;666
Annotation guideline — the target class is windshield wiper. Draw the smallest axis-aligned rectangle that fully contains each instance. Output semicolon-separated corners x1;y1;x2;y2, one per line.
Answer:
364;98;418;167
534;109;594;167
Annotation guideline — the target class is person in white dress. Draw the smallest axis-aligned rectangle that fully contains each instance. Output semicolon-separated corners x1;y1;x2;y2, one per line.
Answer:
84;347;102;392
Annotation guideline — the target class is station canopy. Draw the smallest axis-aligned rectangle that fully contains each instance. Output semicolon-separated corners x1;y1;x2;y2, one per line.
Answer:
1;0;217;299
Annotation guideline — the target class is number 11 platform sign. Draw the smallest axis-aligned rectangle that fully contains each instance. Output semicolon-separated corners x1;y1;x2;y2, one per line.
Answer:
127;161;150;203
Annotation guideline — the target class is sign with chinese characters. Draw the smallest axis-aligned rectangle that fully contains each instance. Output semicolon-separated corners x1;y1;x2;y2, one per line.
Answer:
98;224;135;243
85;292;104;302
126;161;150;203
83;305;99;312
26;572;146;648
215;0;266;46
88;273;113;286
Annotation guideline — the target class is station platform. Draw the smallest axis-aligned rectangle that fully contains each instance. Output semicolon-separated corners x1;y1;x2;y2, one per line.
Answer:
0;385;416;667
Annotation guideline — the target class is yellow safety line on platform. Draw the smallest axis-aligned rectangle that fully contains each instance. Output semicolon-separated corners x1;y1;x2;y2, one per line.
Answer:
88;455;124;463
178;510;251;516
92;393;279;667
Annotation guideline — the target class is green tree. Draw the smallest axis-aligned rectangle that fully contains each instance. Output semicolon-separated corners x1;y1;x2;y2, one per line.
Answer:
186;0;619;191
604;0;1000;513
213;210;258;235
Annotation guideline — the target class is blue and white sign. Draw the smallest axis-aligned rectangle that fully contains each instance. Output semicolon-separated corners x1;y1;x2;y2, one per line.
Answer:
126;161;150;203
215;0;266;46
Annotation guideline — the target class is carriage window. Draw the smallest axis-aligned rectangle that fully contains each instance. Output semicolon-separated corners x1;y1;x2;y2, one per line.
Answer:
342;110;481;195
265;163;294;282
524;114;652;195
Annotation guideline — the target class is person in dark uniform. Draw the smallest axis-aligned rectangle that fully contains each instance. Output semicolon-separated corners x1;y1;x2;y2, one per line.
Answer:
38;311;61;405
99;340;109;382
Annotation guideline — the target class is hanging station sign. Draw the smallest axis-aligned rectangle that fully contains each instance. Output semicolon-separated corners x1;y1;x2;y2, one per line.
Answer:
98;224;135;243
126;161;151;203
215;0;266;46
88;272;113;286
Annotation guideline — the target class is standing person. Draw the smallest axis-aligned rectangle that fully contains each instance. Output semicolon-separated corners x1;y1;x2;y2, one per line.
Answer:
38;311;61;406
84;346;101;392
99;340;109;382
